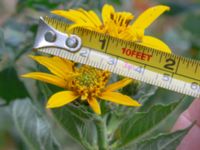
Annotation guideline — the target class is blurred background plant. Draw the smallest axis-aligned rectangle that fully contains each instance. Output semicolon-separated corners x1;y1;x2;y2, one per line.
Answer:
0;0;200;150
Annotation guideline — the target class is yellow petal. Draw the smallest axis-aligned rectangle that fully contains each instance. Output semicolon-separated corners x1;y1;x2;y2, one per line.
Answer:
87;97;101;114
88;10;102;26
99;92;141;106
119;29;136;41
106;21;118;37
52;56;74;73
30;55;74;79
78;9;102;26
68;23;96;31
47;91;79;108
21;72;66;88
102;4;115;24
52;9;96;27
69;9;95;25
141;36;171;53
51;10;85;24
131;5;170;30
105;78;133;92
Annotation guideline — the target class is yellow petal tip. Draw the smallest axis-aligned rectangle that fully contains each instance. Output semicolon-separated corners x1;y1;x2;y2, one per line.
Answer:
154;5;170;10
21;74;29;78
162;5;170;10
136;103;142;107
97;112;101;115
131;100;142;107
28;55;37;60
128;102;141;107
46;102;56;108
20;73;37;79
46;104;52;108
51;10;63;15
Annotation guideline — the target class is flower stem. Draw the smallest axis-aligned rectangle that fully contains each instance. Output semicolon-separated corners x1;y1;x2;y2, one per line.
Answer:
95;117;108;150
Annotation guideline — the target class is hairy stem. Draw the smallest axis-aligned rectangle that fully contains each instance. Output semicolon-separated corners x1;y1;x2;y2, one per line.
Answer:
95;117;108;150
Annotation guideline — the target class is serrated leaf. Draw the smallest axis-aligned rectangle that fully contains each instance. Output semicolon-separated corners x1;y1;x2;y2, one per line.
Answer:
115;100;181;147
12;99;60;150
0;67;29;103
132;124;193;150
53;105;96;150
120;81;140;97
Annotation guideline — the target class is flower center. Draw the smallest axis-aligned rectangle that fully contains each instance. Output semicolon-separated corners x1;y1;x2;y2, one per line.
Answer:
76;67;99;86
69;65;110;100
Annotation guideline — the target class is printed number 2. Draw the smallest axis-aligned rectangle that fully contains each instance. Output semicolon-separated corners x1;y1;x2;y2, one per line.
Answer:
80;49;89;57
164;58;176;70
99;38;106;50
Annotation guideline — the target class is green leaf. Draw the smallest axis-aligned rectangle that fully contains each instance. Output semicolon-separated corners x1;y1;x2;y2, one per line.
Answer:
0;67;29;104
115;99;182;147
132;124;193;150
11;99;60;150
120;81;140;97
136;84;158;113
103;84;158;135
53;105;96;150
136;83;158;103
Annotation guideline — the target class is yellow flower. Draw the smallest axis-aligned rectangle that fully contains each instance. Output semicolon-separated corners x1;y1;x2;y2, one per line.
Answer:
22;56;141;114
52;4;171;53
23;4;172;114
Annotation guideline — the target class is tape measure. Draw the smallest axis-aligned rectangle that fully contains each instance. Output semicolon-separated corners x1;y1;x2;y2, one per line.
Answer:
33;16;200;98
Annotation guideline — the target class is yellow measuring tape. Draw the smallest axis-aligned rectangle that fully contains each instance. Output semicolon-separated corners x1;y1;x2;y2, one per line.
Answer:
34;17;200;98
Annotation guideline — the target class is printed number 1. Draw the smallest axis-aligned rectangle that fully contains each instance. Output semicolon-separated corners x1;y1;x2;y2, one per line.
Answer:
99;38;106;50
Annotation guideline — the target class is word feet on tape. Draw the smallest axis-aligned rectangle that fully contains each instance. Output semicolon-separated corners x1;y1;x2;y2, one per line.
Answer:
33;17;200;98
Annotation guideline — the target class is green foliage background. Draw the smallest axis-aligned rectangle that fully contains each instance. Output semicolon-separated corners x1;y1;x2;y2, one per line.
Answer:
0;0;200;149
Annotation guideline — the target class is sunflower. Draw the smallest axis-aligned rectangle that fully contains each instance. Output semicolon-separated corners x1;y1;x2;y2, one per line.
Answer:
23;4;171;114
52;4;171;53
22;56;140;114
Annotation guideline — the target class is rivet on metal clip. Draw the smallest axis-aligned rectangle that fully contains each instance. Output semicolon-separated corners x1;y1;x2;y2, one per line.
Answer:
34;17;82;52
